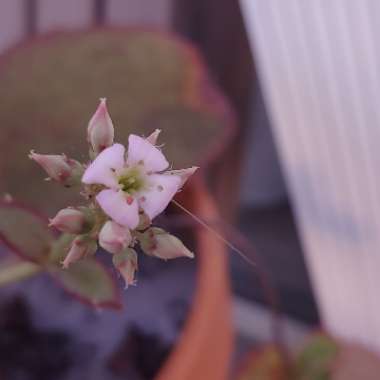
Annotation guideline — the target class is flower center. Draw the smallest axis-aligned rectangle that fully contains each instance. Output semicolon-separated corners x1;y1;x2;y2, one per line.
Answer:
118;167;144;194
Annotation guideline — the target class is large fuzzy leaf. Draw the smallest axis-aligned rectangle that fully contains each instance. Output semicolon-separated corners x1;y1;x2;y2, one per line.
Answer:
0;29;233;213
0;200;53;263
52;258;121;309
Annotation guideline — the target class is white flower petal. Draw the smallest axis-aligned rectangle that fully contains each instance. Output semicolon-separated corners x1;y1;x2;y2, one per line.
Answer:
166;166;198;188
126;134;168;173
82;143;125;188
138;174;181;220
145;129;161;145
96;189;139;229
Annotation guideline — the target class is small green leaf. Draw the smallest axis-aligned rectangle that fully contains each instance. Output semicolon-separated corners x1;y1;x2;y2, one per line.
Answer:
52;258;121;309
295;333;339;380
0;200;54;263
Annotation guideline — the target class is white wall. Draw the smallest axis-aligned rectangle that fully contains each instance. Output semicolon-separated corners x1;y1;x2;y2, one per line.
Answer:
241;0;380;352
106;0;172;27
37;0;93;33
0;1;172;55
0;0;24;52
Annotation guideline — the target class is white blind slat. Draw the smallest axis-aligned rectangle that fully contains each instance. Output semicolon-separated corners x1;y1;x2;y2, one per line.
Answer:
37;0;93;33
240;0;380;352
0;0;24;53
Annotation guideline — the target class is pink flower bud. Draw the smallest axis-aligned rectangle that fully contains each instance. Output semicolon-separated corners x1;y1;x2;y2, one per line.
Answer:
87;98;114;155
99;221;132;254
62;236;97;268
167;166;198;188
112;248;138;288
29;151;83;186
139;228;194;260
49;208;90;234
146;129;161;145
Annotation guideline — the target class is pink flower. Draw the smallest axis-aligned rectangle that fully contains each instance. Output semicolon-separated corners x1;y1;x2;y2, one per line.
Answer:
99;221;132;254
29;151;82;186
62;236;97;268
112;248;138;288
49;208;87;234
140;227;194;260
82;133;197;229
87;98;114;155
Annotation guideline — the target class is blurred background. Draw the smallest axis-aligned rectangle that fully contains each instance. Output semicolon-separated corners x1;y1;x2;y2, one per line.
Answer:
1;0;380;379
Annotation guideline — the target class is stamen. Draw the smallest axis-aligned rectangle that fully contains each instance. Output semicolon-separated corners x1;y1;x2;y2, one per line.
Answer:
126;196;134;205
157;185;164;192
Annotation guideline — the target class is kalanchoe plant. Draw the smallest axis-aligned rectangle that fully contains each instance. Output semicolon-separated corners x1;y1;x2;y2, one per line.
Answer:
28;99;197;288
0;99;197;309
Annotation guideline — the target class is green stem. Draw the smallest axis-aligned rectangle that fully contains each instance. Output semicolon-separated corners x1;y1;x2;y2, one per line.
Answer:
0;260;42;287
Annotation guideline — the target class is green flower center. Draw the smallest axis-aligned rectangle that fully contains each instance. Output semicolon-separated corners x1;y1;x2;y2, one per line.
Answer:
118;168;144;194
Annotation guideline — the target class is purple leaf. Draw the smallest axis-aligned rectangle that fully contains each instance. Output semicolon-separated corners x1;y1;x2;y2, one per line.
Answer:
0;200;54;263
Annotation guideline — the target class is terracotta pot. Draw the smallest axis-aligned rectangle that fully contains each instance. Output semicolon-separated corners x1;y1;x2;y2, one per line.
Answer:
155;176;234;380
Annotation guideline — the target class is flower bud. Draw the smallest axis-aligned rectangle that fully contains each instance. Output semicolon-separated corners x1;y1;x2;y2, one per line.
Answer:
49;207;93;234
62;236;97;268
139;227;194;260
167;166;198;188
146;129;161;145
87;98;114;155
29;151;83;187
112;248;138;288
99;221;132;254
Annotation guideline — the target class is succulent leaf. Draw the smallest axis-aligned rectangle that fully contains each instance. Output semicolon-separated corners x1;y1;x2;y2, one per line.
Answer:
0;200;54;263
52;258;121;309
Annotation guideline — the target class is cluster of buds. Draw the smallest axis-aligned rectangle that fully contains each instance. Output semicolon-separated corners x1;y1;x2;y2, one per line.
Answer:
30;99;197;287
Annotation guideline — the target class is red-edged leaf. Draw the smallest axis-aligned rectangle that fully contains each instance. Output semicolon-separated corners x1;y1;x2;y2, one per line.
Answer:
52;258;122;310
0;200;54;263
